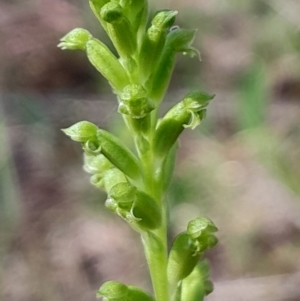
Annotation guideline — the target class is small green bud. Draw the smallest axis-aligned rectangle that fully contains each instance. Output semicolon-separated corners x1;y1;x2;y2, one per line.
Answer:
120;0;148;39
167;232;202;284
62;121;98;143
97;129;141;181
131;190;161;230
153;91;214;158
149;28;199;101
86;38;130;91
187;217;218;240
152;10;178;29
101;2;123;22
58;28;92;50
100;3;136;58
83;153;114;175
109;182;137;207
102;168;127;192
96;281;129;301
204;280;214;296
167;28;199;57
90;173;105;189
139;10;178;81
105;197;118;213
118;84;155;119
108;183;161;230
187;217;218;252
89;0;110;23
83;139;102;156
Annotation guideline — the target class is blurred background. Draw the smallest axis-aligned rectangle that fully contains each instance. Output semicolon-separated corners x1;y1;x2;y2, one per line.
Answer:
1;0;300;300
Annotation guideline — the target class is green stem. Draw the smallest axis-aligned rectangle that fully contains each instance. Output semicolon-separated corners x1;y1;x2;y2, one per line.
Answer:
142;222;169;301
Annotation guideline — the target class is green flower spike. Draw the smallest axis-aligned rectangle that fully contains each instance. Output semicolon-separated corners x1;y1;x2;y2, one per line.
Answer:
149;28;199;101
57;28;92;50
153;91;215;158
118;84;155;119
100;2;136;59
139;10;178;81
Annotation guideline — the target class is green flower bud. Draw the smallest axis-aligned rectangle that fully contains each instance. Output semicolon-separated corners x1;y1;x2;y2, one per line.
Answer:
83;139;102;156
90;173;105;189
89;0;110;30
97;129;141;181
62;121;98;143
120;0;148;40
100;3;136;58
203;280;214;296
167;232;202;284
187;217;218;240
86;38;130;91
181;261;213;301
109;182;137;208
58;28;92;50
167;28;199;56
105;197;118;213
131;189;161;230
149;28;199;101
96;281;129;301
153;91;214;158
118;84;155;119
139;10;178;81
187;217;218;253
102;168;127;192
83;153;114;175
108;182;161;230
